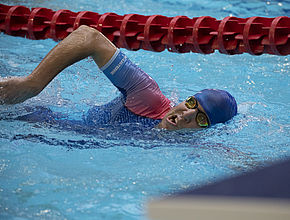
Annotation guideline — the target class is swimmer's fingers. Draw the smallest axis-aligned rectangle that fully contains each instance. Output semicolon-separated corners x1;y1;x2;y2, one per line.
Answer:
0;76;9;87
0;76;28;105
0;79;13;105
0;87;9;105
0;88;4;105
0;76;16;88
0;76;42;105
0;77;9;104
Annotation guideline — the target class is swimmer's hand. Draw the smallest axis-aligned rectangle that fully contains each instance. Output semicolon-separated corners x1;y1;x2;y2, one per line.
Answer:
0;76;40;105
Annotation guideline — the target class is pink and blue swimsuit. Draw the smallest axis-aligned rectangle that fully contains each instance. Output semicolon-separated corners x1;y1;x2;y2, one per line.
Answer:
84;49;172;128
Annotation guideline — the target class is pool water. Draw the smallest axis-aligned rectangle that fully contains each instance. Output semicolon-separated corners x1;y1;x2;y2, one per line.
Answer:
0;0;289;219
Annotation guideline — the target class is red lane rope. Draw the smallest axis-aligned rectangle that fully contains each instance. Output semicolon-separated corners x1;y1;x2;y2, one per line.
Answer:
0;4;289;55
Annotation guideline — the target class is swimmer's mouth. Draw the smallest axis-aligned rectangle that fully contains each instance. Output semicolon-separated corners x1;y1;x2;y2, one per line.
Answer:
167;114;178;126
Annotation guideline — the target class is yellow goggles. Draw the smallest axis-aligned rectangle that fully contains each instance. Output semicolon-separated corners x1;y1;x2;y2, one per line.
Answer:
185;96;209;127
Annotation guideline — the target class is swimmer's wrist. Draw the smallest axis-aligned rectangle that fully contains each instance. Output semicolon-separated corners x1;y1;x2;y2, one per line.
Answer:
25;75;44;95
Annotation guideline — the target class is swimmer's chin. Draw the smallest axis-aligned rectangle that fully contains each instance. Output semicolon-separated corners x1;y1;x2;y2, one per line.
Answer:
155;125;200;132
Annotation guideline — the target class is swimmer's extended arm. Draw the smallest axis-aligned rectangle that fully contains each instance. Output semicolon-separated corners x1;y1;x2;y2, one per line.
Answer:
0;25;117;104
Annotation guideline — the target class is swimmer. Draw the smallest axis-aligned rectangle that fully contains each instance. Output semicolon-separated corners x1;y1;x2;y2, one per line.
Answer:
0;25;237;130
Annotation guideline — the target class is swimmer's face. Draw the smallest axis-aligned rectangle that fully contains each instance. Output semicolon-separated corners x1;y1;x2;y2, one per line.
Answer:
157;97;209;130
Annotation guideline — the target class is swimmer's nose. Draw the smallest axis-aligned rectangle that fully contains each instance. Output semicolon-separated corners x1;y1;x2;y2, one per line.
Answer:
182;109;196;123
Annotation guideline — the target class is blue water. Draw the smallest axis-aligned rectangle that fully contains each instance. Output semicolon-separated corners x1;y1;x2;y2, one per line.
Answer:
0;0;289;219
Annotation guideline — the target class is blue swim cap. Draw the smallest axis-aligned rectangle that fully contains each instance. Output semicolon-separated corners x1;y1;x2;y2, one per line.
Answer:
194;89;237;126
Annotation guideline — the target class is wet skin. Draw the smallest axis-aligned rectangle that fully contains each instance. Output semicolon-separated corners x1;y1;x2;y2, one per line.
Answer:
157;100;209;130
